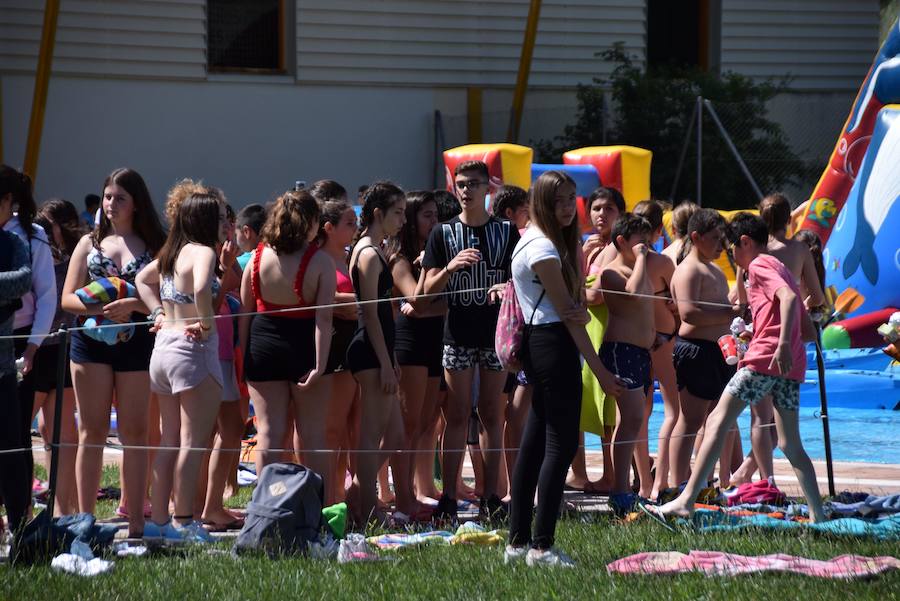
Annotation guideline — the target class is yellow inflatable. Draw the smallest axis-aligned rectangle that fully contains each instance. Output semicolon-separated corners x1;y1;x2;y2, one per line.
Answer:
562;146;652;211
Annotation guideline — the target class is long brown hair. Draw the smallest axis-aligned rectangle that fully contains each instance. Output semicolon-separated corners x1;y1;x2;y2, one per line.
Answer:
758;193;791;234
92;168;166;255
36;198;84;257
529;171;581;300
156;192;223;277
387;190;434;270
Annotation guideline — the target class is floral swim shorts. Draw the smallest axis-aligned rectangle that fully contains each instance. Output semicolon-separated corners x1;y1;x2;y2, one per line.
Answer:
724;367;800;411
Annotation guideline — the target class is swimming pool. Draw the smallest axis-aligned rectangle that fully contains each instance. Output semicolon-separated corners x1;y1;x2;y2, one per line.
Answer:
584;404;900;464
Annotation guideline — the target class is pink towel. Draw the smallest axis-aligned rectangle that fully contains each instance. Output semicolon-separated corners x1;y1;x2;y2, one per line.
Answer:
607;551;900;579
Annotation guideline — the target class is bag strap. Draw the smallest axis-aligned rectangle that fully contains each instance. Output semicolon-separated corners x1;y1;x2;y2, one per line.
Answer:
511;235;548;327
528;289;546;326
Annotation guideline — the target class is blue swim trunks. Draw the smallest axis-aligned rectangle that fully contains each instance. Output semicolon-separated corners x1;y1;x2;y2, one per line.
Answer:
599;341;652;394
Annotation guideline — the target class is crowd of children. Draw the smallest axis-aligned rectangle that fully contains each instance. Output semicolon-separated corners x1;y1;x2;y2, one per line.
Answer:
0;160;828;565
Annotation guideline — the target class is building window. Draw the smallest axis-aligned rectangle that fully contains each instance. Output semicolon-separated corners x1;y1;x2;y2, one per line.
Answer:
647;0;704;71
207;0;284;72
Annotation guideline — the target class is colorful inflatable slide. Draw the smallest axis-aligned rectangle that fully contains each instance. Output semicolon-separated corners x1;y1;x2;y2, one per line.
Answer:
799;21;900;349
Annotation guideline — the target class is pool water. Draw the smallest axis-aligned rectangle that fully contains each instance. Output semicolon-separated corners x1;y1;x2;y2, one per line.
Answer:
584;405;900;464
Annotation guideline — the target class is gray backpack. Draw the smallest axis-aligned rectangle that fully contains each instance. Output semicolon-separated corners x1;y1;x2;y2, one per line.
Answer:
233;462;324;557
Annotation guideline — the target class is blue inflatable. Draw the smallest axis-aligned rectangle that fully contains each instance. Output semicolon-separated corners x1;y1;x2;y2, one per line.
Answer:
531;163;600;197
823;105;900;317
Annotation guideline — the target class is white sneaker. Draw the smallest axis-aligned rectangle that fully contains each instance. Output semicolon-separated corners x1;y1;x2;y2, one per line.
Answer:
526;547;576;568
504;545;528;564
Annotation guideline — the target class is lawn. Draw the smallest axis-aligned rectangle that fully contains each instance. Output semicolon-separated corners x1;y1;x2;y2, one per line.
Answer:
4;468;899;601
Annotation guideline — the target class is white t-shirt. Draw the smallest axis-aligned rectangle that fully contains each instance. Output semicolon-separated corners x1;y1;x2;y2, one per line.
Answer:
511;226;561;325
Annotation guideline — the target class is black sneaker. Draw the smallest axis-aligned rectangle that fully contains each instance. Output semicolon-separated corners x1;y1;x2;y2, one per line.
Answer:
434;494;458;522
480;494;508;523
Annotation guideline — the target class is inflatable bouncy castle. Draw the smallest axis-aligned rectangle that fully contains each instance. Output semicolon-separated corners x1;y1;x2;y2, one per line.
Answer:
443;20;900;352
442;143;533;197
442;142;751;284
798;21;900;349
443;143;652;233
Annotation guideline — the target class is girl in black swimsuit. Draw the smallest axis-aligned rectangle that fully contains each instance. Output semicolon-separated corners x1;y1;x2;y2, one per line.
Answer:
346;181;411;524
387;191;445;518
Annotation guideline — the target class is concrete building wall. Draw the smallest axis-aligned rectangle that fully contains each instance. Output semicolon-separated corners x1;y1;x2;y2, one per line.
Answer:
2;74;439;205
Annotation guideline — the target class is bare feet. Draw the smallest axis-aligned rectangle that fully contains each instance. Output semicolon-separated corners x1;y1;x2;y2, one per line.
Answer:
657;499;693;519
201;508;244;531
584;475;613;494
565;476;591;490
394;501;434;523
458;481;479;502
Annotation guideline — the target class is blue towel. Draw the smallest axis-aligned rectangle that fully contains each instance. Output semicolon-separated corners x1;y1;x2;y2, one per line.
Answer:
686;509;900;541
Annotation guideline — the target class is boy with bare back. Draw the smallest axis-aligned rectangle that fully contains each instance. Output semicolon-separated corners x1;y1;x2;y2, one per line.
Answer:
668;209;746;489
599;214;656;514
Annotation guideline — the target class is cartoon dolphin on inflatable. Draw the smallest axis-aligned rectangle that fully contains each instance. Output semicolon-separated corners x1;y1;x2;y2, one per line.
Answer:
841;108;900;286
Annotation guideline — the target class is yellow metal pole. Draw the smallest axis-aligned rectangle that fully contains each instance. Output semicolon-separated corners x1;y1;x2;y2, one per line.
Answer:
507;0;542;143
23;0;61;182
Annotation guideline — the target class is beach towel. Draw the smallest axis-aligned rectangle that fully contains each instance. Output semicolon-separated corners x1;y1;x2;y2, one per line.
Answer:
74;277;138;344
580;290;612;434
451;521;507;546
607;551;900;579
366;531;454;550
830;494;900;517
689;509;900;540
365;522;508;550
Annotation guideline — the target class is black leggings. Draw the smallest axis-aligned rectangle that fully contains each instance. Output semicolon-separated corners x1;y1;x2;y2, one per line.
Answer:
0;371;31;534
1;328;38;535
509;322;582;550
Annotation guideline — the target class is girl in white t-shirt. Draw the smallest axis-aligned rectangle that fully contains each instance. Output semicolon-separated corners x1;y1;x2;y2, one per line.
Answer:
505;171;624;568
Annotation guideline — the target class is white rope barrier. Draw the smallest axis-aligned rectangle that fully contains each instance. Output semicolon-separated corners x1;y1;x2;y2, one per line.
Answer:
0;422;785;456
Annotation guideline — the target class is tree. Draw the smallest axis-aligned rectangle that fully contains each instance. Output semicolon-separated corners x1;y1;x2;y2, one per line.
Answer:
534;44;817;210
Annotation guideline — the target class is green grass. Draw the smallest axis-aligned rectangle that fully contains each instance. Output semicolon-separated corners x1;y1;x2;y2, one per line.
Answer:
5;477;900;601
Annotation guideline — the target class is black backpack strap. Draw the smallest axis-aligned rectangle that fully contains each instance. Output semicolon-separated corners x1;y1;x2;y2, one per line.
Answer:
512;235;547;327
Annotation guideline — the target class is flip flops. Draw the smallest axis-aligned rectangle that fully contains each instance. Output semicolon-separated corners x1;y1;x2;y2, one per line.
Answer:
637;502;679;533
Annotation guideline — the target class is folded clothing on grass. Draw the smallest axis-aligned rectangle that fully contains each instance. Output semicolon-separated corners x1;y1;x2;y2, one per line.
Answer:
607;551;900;579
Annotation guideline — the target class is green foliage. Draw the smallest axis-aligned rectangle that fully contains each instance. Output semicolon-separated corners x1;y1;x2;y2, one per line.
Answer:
534;44;818;210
